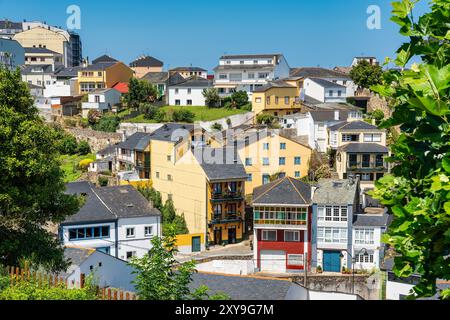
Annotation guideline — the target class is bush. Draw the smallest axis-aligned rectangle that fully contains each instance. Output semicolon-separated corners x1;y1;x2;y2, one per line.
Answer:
153;110;167;123
98;176;109;187
77;141;91;155
58;135;79;155
63;118;77;127
230;91;249;108
172;109;195;123
92;115;120;133
78;159;93;172
211;123;223;131
221;97;232;108
241;103;252;111
202;88;220;108
79;118;89;128
140;103;159;120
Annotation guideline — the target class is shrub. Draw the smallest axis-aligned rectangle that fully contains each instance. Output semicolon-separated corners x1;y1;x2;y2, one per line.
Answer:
78;159;93;172
226;118;232;126
87;110;101;125
220;97;232;108
57;135;79;155
98;176;109;187
172;109;195;123
211;122;222;131
241;103;252;111
202;88;220;108
140;103;159;120
63;118;77;127
92;115;120;133
79;118;89;128
230;91;249;108
77;141;91;155
153;110;167;123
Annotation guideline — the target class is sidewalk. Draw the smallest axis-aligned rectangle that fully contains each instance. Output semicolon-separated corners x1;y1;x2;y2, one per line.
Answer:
175;240;253;263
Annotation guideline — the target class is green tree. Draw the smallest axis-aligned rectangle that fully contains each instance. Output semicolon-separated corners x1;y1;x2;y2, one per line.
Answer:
125;78;158;109
137;186;163;211
369;0;450;299
162;200;177;224
92;114;120;132
202;88;220;108
0;66;80;270
139;103;159;120
349;59;384;90
230;91;249;108
76;141;91;155
129;225;228;300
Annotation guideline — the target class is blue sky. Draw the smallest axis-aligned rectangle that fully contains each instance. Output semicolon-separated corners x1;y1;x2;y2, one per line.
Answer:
0;0;429;70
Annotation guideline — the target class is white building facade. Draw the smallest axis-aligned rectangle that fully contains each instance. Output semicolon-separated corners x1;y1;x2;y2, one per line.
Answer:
168;77;212;106
81;88;121;117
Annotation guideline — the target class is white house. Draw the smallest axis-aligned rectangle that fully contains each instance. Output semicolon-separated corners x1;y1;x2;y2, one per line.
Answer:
213;53;290;98
44;77;78;97
0;38;25;70
24;47;63;67
81;88;121;118
63;247;136;292
302;78;347;104
351;56;379;67
60;181;162;261
168;76;212;106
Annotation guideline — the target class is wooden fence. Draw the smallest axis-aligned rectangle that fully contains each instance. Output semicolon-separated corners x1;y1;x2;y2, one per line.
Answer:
5;265;137;300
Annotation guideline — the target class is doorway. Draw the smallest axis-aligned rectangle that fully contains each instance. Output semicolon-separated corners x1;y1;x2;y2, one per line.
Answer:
228;227;237;244
214;229;222;245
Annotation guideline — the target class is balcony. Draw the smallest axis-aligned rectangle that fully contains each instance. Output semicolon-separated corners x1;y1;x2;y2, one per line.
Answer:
210;212;242;225
210;191;244;203
254;219;307;230
347;162;388;172
135;159;150;169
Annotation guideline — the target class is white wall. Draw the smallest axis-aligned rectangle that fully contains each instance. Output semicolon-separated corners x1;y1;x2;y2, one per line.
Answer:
22;73;55;87
386;280;414;300
169;87;207;106
44;79;77;97
303;78;325;102
196;260;255;275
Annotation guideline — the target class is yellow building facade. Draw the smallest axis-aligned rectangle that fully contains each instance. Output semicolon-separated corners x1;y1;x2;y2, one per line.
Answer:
77;62;134;94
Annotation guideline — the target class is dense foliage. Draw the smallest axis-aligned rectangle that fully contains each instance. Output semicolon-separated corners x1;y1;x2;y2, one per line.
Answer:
369;0;450;299
202;88;221;108
349;59;384;90
172;109;195;123
0;67;80;270
129;226;228;300
125;78;159;109
92;114;121;133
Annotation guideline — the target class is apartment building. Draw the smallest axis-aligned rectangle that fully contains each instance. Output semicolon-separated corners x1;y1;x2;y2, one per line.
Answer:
130;55;164;78
24;47;63;67
0;20;23;38
116;132;153;180
213;54;290;98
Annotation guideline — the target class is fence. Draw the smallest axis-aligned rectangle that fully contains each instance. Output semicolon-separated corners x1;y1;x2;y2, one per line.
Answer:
5;265;137;300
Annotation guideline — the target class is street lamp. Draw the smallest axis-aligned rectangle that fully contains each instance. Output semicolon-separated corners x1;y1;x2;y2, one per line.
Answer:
341;248;369;294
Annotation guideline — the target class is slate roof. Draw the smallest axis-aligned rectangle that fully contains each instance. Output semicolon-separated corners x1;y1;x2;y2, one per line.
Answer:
149;123;195;142
62;181;160;225
193;147;248;181
81;62;117;71
353;213;391;227
308;77;346;88
309;110;349;122
290;67;350;79
253;177;312;206
253;80;296;92
116;132;152;151
64;247;95;266
190;273;295;300
313;178;359;205
92;55;118;64
168;76;212;88
220;53;283;60
55;66;83;78
130;56;163;68
328;121;379;131
170;67;206;72
142;71;169;83
340;143;389;153
0;20;22;30
21;64;62;75
24;47;60;54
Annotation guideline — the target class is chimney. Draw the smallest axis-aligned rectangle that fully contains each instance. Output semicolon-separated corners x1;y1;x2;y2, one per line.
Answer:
334;110;339;121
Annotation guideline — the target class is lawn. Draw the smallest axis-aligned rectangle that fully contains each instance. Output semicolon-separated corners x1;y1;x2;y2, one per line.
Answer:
126;106;249;123
59;153;96;183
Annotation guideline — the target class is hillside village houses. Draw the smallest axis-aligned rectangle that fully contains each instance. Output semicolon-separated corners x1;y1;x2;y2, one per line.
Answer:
129;55;164;79
81;88;122;118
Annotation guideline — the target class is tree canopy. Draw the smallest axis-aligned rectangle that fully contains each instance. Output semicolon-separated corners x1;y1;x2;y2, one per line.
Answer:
0;67;80;271
369;0;450;299
349;59;384;90
125;78;159;109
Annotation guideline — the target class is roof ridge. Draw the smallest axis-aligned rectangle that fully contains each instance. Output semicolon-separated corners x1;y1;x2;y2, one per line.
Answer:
253;177;288;204
287;177;309;204
90;186;118;219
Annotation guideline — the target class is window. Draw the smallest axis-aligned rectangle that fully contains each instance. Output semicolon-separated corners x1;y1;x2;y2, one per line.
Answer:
329;90;333;96
247;173;253;182
280;143;286;150
253;60;258;64
126;251;136;260
354;228;375;245
285;231;300;242
68;226;110;240
95;95;100;103
259;73;269;79
263;143;269;150
266;97;270;105
187;88;191;94
167;155;172;161
175;99;180;106
126;228;135;238
267;59;273;64
285;96;290;105
240;60;244;64
168;194;173;201
287;254;304;266
338;90;342;97
317;206;347;222
342;134;359;142
97;72;102;77
262;158;270;166
361;173;373;181
279;157;286;165
294;157;301;165
226;60;231;64
167;174;173;181
275;96;279;104
144;226;153;237
175;88;179;94
343;80;347;85
317;227;347;243
364;134;382;142
295;171;300;178
97;247;110;255
187;99;192;106
248;73;255;79
245;158;252;166
262;174;270;185
219;74;227;79
262;230;277;241
255;97;261;103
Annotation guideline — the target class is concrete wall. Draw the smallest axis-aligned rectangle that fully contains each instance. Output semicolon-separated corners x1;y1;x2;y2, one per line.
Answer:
196;259;255;275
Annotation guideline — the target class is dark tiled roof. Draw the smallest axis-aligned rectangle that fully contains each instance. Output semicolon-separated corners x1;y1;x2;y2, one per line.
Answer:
220;53;282;60
55;66;83;78
21;64;62;75
92;55;118;64
308;77;346;88
149;123;194;142
313;178;359;205
62;181;160;225
24;47;60;54
167;72;186;86
290;67;350;79
142;71;169;83
0;20;22;30
116;132;152;151
97;144;118;156
64;247;95;266
130;56;163;68
168;76;212;88
81;62;117;71
170;67;206;72
309;110;349;121
353;213;391;227
253;80;296;92
193;147;247;181
340;143;389;153
328;121;379;131
190;273;294;300
253;177;312;206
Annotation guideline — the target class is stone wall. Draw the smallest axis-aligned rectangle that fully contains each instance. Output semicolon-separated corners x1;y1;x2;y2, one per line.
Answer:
367;94;391;118
65;128;123;153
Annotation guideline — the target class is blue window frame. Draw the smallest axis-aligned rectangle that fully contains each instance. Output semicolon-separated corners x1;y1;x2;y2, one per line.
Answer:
263;174;270;185
280;143;286;150
245;158;253;166
263;143;269;150
279;157;286;165
262;158;270;166
295;171;301;178
247;174;253;182
69;226;110;241
294;157;302;165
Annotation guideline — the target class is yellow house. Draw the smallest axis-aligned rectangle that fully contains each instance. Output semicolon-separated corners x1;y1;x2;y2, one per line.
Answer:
78;60;134;94
252;77;303;118
223;126;312;195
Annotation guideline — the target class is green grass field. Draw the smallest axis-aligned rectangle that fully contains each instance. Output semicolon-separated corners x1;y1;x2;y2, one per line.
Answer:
126;106;248;123
59;154;96;183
